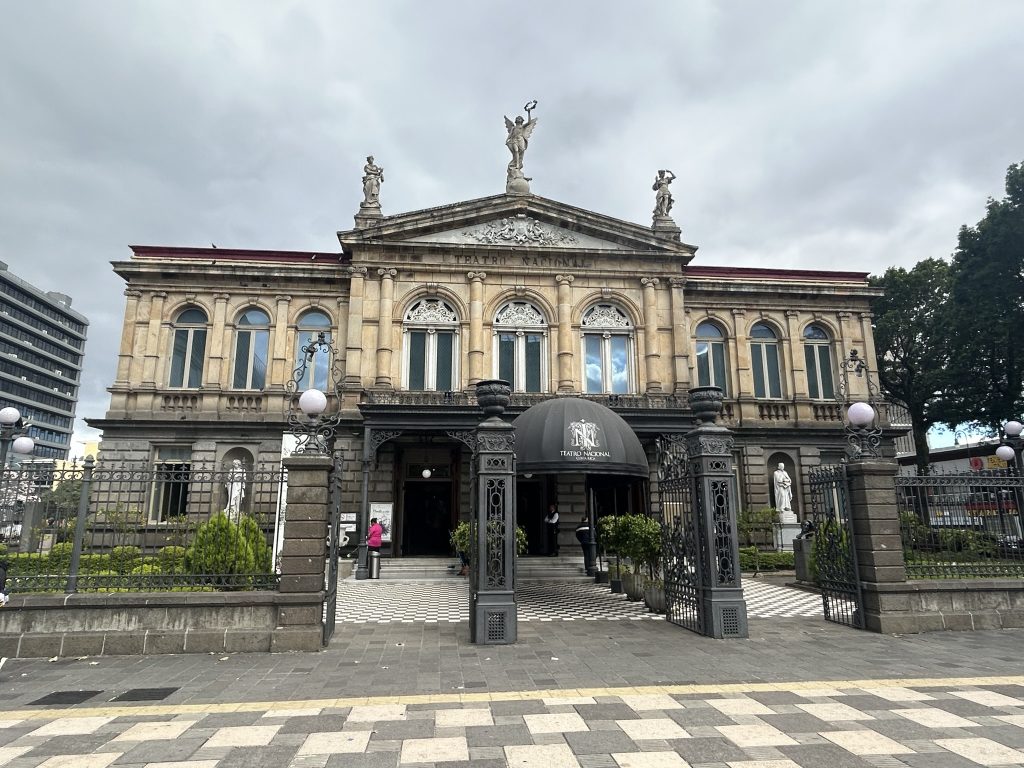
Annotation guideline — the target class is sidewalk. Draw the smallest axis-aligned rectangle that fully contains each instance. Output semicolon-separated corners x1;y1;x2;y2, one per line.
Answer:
1;615;1024;766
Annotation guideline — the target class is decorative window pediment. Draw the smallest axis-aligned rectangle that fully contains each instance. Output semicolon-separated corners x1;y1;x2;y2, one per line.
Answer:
582;303;631;329
495;301;546;327
405;299;458;325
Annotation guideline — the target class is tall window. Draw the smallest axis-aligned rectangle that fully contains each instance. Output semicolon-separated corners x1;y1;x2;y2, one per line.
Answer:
295;310;333;389
493;301;547;392
750;323;782;398
695;321;728;394
232;308;270;390
150;445;190;522
581;303;633;394
804;324;835;399
403;299;459;391
169;307;208;388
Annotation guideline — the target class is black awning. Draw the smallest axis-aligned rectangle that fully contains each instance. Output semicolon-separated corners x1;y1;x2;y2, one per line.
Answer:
512;397;649;477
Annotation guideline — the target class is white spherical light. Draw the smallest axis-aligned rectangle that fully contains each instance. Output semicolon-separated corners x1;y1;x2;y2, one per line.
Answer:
996;444;1016;462
1004;420;1023;438
11;436;34;454
421;468;432;479
847;401;875;428
298;388;327;416
0;407;20;426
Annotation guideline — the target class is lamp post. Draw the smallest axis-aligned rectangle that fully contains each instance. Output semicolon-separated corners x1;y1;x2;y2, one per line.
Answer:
285;333;343;456
996;420;1023;538
0;406;35;468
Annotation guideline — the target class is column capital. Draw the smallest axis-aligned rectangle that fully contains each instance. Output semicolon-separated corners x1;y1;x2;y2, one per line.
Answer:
150;290;167;300
641;276;660;288
347;265;368;277
731;308;746;317
124;288;142;299
860;311;875;320
274;294;291;303
467;271;487;282
838;311;853;319
208;292;228;303
555;274;575;285
785;309;800;318
378;268;397;279
669;277;686;288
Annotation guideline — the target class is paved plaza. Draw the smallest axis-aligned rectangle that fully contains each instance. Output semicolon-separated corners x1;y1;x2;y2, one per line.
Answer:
2;577;1024;767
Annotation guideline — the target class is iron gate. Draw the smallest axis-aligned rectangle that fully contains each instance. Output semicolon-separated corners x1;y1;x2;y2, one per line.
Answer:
807;464;864;628
323;457;343;646
656;435;703;634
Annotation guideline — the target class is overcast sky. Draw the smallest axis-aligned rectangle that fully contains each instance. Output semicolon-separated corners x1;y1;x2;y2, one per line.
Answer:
1;1;1022;449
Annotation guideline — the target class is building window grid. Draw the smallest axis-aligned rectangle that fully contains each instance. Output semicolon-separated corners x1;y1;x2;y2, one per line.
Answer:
493;301;547;393
803;324;836;400
0;399;72;430
0;279;87;335
231;309;270;390
0;338;81;382
0;298;84;350
0;358;76;396
0;320;81;364
749;323;783;399
695;321;729;395
581;303;634;395
402;299;459;392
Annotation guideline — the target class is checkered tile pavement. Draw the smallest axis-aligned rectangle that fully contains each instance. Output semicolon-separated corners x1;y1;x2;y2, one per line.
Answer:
3;679;1024;768
334;578;823;624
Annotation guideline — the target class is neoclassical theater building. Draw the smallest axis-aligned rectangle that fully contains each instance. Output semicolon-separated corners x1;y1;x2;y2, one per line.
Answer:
91;131;882;556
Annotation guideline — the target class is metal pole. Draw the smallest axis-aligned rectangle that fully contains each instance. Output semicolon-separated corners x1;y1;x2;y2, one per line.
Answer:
0;432;10;470
65;456;95;594
355;426;371;580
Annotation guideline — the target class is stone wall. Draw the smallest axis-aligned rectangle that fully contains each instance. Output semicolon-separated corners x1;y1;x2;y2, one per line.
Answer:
863;580;1024;633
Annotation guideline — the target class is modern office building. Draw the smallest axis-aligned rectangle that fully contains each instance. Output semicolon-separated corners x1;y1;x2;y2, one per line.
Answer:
0;261;88;460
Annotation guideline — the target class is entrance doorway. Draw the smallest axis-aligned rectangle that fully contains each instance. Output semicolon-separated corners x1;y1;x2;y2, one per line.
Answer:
401;480;453;556
516;478;546;555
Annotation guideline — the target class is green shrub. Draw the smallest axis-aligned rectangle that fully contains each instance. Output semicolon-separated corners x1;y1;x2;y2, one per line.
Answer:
597;515;622;555
451;521;527;557
185;513;272;587
47;542;75;570
616;514;662;574
131;562;163;575
0;543;7;557
158;545;187;574
739;546;795;572
109;545;141;574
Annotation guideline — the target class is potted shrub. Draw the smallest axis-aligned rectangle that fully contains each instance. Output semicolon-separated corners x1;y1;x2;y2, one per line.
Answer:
450;520;528;576
643;576;666;613
617;514;662;602
597;515;624;592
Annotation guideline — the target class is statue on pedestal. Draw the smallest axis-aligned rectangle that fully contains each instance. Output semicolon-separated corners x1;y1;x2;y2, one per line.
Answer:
773;462;797;524
504;100;538;195
224;459;246;523
652;169;676;219
361;155;384;207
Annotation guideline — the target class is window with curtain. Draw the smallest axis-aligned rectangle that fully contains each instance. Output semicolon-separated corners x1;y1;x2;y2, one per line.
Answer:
232;308;271;390
581;303;634;394
493;301;547;392
804;324;835;399
695;320;728;394
168;307;208;388
294;310;333;390
403;299;459;391
750;322;782;398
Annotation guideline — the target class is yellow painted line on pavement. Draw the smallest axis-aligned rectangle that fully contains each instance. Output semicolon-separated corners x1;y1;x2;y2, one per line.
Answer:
1;676;1023;721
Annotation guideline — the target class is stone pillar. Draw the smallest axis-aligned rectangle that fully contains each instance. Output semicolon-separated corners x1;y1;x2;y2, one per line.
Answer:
470;380;517;644
467;271;486;385
115;289;141;386
729;308;746;398
277;454;332;651
207;292;230;388
669;278;690;393
845;459;908;633
641;277;662;393
344;266;367;389
375;269;397;387
784;310;806;398
141;291;166;387
271;294;291;387
686;386;749;638
555;275;575;393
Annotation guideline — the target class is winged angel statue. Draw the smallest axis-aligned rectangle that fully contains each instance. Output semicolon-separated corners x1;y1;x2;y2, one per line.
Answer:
504;100;538;172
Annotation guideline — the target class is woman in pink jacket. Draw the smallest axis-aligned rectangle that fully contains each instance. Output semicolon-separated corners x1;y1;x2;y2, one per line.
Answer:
366;517;384;552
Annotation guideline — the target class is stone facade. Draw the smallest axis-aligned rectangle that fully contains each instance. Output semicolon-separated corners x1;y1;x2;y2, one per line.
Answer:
91;192;884;555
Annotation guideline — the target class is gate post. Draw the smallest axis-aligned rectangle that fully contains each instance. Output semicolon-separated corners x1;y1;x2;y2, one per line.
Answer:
470;380;517;644
686;386;748;638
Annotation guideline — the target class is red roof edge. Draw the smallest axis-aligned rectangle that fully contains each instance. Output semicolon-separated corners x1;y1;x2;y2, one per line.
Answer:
685;265;870;282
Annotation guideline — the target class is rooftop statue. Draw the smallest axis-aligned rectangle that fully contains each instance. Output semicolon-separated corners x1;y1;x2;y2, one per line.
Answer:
652;169;676;219
361;155;384;207
504;100;538;195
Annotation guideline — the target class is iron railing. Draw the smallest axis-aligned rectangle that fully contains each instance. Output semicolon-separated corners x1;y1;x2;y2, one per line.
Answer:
896;469;1024;579
0;459;286;593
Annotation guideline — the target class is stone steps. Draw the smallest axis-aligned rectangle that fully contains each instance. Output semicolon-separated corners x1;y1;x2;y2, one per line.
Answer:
350;555;593;581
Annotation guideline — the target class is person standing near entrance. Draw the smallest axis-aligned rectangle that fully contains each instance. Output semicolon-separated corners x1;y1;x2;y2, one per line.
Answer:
367;517;383;552
544;504;560;556
575;515;595;572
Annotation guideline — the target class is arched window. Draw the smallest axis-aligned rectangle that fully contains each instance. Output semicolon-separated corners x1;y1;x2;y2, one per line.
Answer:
169;307;208;388
581;303;634;394
750;323;782;399
695;321;728;394
403;299;459;391
295;310;333;390
232;308;271;390
804;324;835;399
493;301;547;393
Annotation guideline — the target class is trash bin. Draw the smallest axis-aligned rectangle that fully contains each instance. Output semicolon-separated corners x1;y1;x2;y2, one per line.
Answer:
369;550;381;579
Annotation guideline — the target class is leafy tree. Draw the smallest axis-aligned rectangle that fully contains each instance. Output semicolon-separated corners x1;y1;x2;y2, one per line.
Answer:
869;258;952;473
40;478;82;516
938;162;1024;432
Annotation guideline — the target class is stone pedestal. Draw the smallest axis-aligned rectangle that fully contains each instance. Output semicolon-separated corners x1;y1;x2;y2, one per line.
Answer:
774;521;801;552
354;204;383;229
793;536;813;583
652;216;681;242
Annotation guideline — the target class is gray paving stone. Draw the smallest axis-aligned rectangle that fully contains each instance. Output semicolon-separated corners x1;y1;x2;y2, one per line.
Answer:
24;736;113;757
668;737;750;764
563;729;637;754
111;737;206;764
465;724;532;747
325;753;399;768
278;715;348;734
365;719;436;740
574;703;639;720
777;743;880;767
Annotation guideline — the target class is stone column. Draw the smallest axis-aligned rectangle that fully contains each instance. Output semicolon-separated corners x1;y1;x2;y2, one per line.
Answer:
729;309;746;398
375;269;397;387
555;275;575;393
640;277;662;393
467;271;486;385
115;289;142;386
344;266;367;389
271;294;291;387
686;386;748;639
471;380;517;644
276;453;332;651
206;292;230;389
669;278;690;393
784;310;806;398
141;291;166;387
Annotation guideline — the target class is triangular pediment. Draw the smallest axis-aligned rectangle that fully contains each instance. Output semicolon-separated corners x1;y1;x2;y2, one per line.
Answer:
338;194;696;259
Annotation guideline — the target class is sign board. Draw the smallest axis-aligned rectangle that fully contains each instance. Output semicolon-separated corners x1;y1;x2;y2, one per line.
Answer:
369;501;394;543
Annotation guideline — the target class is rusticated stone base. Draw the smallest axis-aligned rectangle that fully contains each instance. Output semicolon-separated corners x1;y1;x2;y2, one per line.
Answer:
862;579;1024;634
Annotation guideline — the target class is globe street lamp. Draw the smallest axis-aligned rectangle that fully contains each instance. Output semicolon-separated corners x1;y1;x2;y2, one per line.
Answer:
0;406;35;467
996;420;1022;472
845;401;882;460
285;333;342;455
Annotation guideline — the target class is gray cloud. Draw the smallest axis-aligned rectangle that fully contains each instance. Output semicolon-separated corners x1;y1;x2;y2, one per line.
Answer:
1;1;1021;446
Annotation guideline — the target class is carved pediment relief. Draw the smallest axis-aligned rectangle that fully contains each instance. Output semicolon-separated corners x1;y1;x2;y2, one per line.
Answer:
406;215;621;250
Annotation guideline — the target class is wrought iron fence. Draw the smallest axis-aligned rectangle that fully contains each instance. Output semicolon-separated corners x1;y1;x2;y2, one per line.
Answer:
896;469;1024;579
0;459;286;593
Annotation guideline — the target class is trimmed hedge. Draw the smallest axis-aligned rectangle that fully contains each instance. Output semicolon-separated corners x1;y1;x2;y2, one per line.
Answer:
739;547;795;572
